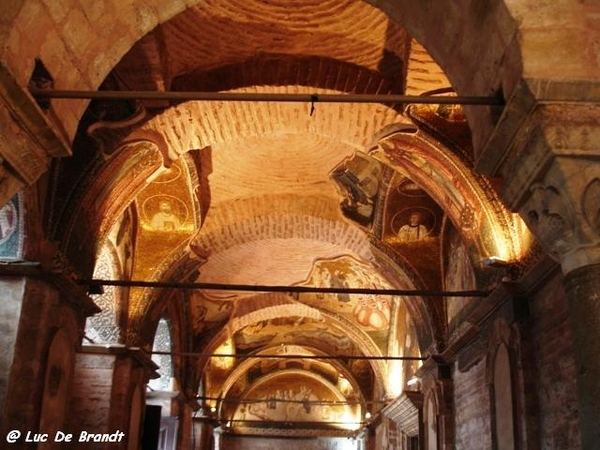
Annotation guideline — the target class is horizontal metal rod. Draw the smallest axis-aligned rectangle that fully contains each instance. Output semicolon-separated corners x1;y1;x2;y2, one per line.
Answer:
79;278;489;297
151;351;426;361
30;89;504;106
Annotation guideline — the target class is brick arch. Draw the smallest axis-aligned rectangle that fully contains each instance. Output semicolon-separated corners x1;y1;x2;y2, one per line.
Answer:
1;0;523;144
172;54;404;107
200;304;388;399
361;0;521;155
5;1;592;158
365;1;600;157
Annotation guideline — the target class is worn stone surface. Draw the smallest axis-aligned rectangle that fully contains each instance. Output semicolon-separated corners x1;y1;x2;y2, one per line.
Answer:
564;264;600;450
0;276;82;448
0;278;25;429
453;358;492;450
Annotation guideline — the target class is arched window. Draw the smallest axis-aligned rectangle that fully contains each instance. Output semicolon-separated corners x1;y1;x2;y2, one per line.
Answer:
149;318;173;392
426;393;438;450
85;245;121;343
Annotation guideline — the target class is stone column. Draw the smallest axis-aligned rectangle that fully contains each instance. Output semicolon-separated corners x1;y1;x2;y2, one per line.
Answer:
173;395;202;449
68;345;158;450
481;92;600;449
194;415;217;450
517;132;600;449
0;267;97;449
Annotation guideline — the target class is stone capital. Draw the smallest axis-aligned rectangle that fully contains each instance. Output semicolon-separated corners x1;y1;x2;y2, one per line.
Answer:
479;83;600;274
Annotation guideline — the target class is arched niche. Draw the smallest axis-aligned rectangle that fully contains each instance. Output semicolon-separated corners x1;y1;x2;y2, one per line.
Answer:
492;343;516;450
425;391;439;450
38;329;75;439
372;129;531;264
85;242;123;344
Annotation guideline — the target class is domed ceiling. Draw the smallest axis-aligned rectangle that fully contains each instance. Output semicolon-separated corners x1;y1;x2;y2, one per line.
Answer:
46;0;530;438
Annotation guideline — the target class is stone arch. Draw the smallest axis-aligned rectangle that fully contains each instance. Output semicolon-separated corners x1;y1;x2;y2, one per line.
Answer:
217;345;368;420
198;301;389;399
2;1;529;149
373;128;527;264
85;241;123;344
57;139;164;276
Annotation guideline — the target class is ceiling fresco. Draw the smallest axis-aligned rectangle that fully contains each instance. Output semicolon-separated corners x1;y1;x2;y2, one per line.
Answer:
45;0;535;438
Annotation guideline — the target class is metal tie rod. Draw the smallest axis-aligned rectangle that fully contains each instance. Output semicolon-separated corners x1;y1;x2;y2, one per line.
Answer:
150;351;427;361
78;278;490;297
30;89;504;105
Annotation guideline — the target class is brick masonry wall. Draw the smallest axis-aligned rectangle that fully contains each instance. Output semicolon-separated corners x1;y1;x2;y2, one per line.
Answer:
529;274;581;449
453;358;492;450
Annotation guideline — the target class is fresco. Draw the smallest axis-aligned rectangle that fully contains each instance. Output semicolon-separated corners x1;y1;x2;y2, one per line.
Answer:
383;174;445;290
330;152;383;226
190;292;233;334
443;227;477;324
234;316;356;353
143;195;188;232
231;371;358;431
300;255;392;332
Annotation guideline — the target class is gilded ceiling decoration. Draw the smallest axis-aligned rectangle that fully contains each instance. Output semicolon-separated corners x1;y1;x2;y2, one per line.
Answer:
51;0;535;438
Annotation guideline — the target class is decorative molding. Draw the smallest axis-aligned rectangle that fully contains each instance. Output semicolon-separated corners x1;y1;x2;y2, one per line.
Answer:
0;64;71;205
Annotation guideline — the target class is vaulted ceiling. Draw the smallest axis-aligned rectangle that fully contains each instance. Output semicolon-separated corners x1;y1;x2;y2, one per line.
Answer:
45;0;531;437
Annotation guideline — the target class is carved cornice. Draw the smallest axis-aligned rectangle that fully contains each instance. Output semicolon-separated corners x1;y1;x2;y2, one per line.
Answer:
478;78;600;176
0;259;100;317
480;80;600;273
0;65;71;205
